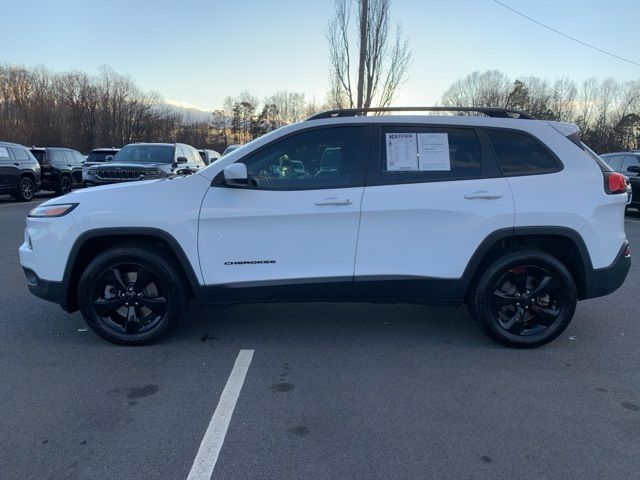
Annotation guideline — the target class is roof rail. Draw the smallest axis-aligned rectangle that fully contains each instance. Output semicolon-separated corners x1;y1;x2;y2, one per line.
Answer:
306;106;535;121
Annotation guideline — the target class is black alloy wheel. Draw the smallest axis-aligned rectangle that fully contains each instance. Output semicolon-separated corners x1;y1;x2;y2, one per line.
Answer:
78;245;189;345
92;263;167;335
490;265;565;336
58;175;72;195
469;249;577;348
17;177;35;202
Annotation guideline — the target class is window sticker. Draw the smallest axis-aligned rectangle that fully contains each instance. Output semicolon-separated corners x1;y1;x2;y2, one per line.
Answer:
0;147;9;159
385;133;418;171
418;133;451;171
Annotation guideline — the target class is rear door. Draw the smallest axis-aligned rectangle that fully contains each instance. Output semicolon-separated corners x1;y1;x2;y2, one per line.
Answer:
354;124;514;299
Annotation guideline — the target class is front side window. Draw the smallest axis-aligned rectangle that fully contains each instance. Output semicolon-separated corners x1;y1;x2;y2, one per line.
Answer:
73;151;85;164
238;126;365;190
51;150;66;163
487;129;560;176
113;145;174;164
377;126;481;183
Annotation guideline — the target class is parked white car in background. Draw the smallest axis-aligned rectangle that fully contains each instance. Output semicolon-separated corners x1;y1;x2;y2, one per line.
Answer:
19;107;630;347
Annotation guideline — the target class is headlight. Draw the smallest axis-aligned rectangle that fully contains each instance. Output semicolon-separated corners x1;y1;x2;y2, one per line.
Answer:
28;203;78;218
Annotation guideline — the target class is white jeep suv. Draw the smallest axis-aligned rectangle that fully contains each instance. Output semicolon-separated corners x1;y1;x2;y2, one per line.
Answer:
19;107;631;347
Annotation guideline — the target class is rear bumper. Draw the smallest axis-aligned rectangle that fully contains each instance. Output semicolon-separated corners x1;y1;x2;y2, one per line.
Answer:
23;268;67;310
584;241;631;299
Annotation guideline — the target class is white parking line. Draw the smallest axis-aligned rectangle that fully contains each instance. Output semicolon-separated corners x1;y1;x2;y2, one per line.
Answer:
187;349;254;480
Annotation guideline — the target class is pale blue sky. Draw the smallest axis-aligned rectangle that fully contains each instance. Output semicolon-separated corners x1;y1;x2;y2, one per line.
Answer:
2;0;639;110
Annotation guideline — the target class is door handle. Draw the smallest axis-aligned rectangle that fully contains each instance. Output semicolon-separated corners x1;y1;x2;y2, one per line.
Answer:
14;162;20;166
314;197;352;206
464;191;503;200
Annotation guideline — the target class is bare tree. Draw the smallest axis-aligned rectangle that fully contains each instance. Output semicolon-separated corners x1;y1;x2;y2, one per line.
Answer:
265;91;307;124
326;0;411;109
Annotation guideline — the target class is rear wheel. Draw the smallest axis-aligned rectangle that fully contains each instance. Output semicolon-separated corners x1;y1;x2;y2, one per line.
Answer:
56;175;72;195
469;249;577;348
78;245;189;345
16;176;35;202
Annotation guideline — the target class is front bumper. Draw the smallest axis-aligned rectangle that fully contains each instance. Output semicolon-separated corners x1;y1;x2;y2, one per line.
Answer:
23;268;67;310
584;241;631;299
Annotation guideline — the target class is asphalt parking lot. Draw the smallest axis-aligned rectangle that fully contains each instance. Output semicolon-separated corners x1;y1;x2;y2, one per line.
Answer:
1;193;639;480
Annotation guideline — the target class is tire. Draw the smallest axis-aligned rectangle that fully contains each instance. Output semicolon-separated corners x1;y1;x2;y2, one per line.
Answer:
56;175;73;195
78;245;189;345
468;248;577;348
16;176;35;202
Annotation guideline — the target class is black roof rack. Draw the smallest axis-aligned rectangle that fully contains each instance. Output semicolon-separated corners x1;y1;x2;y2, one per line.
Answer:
306;106;535;121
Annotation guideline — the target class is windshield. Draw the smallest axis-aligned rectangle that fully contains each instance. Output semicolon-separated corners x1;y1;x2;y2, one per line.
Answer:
86;151;117;163
112;145;174;164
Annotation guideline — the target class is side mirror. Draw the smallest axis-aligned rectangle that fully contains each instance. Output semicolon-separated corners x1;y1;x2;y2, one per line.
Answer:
222;163;249;186
627;165;640;174
105;155;113;162
176;156;188;165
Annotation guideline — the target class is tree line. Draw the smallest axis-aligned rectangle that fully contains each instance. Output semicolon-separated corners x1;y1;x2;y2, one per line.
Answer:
441;70;640;153
0;64;326;153
3;62;639;155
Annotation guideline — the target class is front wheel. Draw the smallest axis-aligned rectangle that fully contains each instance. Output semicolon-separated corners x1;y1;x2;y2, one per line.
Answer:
78;245;189;345
468;249;577;348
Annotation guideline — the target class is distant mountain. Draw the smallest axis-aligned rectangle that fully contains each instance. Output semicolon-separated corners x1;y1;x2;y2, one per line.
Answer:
165;100;213;123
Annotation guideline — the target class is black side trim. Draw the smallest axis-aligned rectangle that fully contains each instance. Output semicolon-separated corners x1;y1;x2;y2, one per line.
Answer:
197;277;353;303
584;241;630;299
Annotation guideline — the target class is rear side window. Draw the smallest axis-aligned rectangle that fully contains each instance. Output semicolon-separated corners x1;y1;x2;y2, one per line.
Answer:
487;129;560;176
377;126;482;183
11;147;30;161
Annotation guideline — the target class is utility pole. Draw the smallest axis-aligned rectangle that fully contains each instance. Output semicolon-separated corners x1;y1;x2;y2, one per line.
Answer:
356;0;368;109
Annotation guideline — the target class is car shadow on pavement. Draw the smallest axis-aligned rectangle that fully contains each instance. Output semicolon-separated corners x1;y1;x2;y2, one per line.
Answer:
169;300;493;350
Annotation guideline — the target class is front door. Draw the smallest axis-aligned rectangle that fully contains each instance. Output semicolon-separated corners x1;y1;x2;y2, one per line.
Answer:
198;125;370;301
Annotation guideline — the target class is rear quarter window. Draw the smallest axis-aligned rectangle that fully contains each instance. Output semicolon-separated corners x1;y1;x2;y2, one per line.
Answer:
486;129;560;176
10;147;30;161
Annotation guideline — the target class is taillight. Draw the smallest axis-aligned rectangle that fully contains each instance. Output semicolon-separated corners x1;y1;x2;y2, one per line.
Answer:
604;172;627;194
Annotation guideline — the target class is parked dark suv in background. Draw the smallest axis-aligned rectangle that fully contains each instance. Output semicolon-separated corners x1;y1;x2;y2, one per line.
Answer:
601;151;640;210
29;147;85;195
0;141;41;201
83;142;205;186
